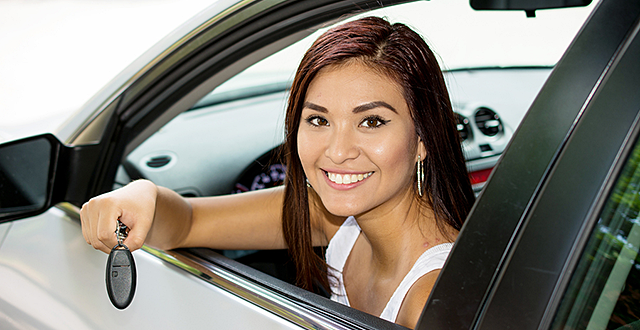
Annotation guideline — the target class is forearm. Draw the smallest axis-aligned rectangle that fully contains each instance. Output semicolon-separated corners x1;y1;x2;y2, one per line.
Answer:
180;186;287;250
144;184;193;251
145;185;334;252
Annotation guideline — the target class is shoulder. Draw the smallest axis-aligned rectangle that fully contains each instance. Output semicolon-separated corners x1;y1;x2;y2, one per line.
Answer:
395;269;440;329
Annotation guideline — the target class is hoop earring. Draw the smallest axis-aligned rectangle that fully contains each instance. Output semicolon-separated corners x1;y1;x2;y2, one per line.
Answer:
416;156;424;197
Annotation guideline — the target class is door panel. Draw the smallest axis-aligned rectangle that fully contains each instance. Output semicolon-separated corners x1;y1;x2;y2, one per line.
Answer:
0;209;301;329
551;135;640;329
420;1;640;329
474;13;640;330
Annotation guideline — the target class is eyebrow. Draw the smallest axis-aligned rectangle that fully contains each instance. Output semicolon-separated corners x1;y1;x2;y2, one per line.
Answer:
303;102;328;113
303;101;397;114
353;101;397;114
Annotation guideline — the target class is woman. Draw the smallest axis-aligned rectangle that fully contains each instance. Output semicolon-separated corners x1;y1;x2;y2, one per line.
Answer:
81;17;475;328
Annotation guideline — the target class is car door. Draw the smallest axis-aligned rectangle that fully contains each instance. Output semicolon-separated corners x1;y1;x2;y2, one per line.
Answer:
0;0;602;329
0;1;412;329
420;0;640;329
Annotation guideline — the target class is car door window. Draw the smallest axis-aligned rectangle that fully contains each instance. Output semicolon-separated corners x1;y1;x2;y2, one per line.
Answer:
116;0;596;297
120;0;596;195
552;137;640;330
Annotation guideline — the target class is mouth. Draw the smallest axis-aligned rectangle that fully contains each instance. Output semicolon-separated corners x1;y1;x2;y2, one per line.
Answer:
323;170;374;185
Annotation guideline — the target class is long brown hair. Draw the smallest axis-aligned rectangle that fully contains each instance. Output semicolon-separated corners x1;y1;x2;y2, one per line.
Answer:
282;16;475;292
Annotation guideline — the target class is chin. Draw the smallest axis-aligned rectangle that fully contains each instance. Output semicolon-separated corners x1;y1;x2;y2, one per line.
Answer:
326;209;354;217
321;198;365;217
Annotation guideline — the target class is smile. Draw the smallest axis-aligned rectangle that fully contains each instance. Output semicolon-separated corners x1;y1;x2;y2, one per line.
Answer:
324;171;374;185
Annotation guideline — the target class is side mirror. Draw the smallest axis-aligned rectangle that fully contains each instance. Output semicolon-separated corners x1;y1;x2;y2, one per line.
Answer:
0;134;63;222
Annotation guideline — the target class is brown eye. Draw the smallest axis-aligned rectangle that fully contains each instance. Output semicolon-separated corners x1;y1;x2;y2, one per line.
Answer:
306;116;329;127
364;119;379;127
361;116;389;128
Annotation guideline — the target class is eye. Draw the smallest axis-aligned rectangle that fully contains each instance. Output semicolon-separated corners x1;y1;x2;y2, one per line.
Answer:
306;115;329;127
360;115;389;128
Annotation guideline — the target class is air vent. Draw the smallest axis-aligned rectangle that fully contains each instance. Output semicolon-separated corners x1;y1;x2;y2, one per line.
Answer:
475;107;502;137
455;113;472;141
146;155;172;168
479;144;493;152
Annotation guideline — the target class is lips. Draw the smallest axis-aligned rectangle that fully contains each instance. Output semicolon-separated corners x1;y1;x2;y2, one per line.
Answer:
324;170;374;185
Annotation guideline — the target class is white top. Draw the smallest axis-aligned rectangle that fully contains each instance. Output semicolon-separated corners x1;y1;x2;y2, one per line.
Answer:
326;216;453;323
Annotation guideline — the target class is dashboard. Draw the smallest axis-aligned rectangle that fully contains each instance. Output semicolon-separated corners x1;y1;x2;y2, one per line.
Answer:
118;67;553;196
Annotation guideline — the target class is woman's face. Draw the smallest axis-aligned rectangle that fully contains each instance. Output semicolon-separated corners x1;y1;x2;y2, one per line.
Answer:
297;61;425;218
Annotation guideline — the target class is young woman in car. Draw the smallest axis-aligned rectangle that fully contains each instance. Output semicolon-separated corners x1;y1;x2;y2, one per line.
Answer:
81;17;475;328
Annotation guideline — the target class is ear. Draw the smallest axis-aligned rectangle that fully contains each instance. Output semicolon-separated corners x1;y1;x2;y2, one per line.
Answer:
417;136;426;161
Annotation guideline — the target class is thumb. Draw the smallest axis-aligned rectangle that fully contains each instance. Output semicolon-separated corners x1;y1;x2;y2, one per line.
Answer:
122;215;152;252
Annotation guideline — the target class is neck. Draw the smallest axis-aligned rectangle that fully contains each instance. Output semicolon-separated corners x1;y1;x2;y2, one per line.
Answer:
354;190;450;276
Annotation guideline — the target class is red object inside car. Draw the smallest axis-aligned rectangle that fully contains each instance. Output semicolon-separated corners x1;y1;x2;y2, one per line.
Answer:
469;167;494;185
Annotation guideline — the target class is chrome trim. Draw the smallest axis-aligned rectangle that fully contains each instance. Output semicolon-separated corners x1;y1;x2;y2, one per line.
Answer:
56;202;81;219
141;246;362;330
54;203;354;329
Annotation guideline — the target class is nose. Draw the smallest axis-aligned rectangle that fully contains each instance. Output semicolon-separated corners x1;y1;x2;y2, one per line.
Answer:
325;126;359;164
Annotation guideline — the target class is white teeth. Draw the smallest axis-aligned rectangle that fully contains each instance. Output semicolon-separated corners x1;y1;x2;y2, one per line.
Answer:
326;171;373;185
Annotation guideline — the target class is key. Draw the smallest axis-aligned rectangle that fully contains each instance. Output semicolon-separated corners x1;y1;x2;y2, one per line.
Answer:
106;220;137;309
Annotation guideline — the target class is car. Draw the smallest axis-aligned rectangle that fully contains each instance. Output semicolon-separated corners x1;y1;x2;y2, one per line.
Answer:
1;0;639;329
123;66;546;199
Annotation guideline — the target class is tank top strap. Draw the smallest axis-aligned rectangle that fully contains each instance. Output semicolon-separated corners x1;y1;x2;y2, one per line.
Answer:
326;216;361;272
327;216;361;306
379;243;453;323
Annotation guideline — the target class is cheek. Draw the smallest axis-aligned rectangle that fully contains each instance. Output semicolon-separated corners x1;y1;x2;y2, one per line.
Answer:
297;130;317;171
368;130;417;173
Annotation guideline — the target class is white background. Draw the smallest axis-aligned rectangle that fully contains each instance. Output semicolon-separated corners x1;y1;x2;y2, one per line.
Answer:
0;0;596;142
0;0;213;141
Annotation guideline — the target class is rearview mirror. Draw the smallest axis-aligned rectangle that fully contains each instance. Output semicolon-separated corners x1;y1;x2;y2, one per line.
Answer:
0;134;62;222
471;0;592;17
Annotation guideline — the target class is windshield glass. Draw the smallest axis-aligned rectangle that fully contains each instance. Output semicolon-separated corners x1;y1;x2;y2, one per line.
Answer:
213;0;598;94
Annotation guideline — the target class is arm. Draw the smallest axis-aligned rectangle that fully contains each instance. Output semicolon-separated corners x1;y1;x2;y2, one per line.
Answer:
395;270;440;329
176;185;286;250
81;180;323;253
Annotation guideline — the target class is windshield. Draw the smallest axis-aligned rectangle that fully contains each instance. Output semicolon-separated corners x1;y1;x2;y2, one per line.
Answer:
213;0;597;94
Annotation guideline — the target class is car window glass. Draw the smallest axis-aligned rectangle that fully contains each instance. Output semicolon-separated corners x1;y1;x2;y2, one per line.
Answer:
551;136;640;330
0;137;51;213
124;0;596;195
118;0;596;292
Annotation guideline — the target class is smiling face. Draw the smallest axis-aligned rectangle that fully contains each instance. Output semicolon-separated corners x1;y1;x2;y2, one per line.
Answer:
297;61;425;218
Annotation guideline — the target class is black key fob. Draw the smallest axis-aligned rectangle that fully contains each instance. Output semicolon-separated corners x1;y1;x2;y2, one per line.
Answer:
106;243;136;309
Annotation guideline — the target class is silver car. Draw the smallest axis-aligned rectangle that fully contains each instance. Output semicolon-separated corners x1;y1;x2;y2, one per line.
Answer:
4;0;639;329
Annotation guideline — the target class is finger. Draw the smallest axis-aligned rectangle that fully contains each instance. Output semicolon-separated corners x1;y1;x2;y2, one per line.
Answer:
122;212;152;252
96;204;120;253
91;218;112;254
83;199;108;253
80;202;90;245
83;199;110;254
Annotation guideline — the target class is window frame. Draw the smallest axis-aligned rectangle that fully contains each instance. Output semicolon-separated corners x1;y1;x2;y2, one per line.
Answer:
421;1;640;329
56;0;415;329
45;0;633;328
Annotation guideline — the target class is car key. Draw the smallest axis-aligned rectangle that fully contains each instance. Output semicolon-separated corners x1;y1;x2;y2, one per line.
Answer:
106;219;137;309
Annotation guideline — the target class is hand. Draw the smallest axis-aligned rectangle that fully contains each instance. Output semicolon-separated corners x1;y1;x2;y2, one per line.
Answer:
80;180;158;253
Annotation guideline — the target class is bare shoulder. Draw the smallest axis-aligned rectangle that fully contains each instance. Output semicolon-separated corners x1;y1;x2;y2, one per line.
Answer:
395;269;441;329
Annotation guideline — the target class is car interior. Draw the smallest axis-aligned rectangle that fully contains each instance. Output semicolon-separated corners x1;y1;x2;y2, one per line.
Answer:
112;0;595;298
